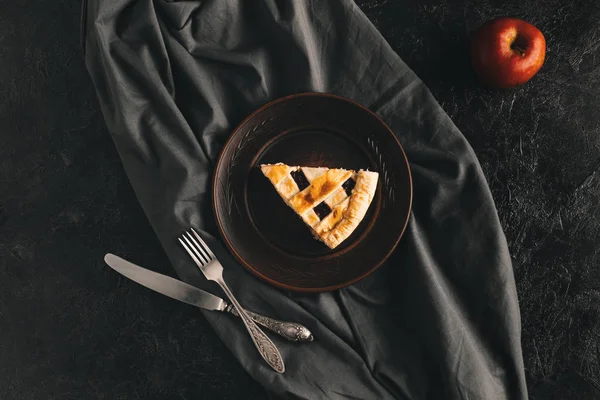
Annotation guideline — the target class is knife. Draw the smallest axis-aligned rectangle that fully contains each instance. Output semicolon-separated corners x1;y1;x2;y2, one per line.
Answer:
103;253;313;343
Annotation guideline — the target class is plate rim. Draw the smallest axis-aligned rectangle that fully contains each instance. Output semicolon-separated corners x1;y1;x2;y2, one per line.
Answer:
212;92;413;292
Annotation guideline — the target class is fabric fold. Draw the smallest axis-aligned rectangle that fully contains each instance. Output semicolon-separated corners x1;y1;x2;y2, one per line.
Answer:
83;0;528;398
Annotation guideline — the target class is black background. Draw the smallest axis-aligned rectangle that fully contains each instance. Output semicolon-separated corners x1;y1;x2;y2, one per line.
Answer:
1;0;599;399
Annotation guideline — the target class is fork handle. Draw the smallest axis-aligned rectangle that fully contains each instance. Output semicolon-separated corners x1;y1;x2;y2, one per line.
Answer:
225;304;313;343
215;277;285;373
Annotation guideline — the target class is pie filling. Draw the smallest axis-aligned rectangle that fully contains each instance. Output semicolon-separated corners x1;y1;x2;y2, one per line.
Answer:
341;178;356;196
290;170;310;191
314;202;332;219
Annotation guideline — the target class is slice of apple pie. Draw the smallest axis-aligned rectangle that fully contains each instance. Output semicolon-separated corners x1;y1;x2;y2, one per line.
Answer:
260;163;378;249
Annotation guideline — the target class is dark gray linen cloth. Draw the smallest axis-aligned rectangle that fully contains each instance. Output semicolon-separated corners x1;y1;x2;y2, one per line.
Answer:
82;1;528;398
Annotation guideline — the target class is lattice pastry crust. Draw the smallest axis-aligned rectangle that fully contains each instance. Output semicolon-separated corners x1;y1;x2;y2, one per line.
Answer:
260;163;378;249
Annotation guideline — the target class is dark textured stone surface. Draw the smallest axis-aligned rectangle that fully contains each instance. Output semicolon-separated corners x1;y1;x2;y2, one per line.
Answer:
355;1;600;398
0;0;598;399
0;1;266;399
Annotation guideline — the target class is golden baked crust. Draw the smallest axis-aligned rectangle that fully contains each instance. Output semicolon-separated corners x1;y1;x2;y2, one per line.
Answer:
260;163;378;249
320;170;378;248
288;169;353;215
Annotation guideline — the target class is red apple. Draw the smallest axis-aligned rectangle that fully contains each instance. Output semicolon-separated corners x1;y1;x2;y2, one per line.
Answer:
471;17;546;88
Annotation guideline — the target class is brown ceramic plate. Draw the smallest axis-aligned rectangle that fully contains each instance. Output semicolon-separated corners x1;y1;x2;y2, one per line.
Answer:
213;93;412;292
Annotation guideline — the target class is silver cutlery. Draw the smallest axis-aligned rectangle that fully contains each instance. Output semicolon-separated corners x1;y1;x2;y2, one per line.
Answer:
178;228;285;373
104;253;313;343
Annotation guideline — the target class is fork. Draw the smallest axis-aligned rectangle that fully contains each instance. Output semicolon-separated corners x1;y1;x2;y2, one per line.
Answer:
178;228;285;373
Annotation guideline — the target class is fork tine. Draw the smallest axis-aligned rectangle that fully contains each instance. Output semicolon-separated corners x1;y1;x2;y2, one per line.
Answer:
178;238;205;267
184;231;212;263
190;228;216;259
182;234;209;265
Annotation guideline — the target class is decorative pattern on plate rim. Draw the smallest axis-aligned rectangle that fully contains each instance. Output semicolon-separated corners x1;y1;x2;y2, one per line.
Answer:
271;263;318;278
367;136;396;208
270;261;341;281
222;116;277;216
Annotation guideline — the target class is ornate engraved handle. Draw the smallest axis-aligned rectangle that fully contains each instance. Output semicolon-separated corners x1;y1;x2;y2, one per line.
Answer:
225;304;314;343
215;277;285;373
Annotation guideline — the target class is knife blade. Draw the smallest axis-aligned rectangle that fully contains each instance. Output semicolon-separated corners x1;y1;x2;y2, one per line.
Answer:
104;253;313;343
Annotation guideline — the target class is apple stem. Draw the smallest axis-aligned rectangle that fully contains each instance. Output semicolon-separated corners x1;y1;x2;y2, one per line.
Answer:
513;45;526;57
510;35;528;57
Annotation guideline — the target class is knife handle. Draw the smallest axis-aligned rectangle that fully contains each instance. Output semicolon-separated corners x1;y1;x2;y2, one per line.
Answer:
225;304;314;343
